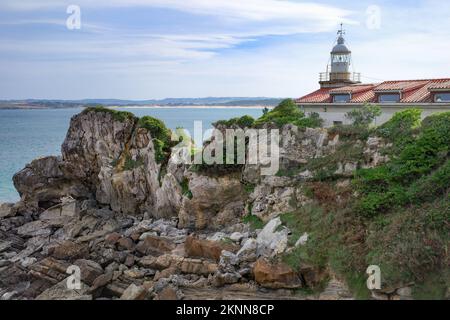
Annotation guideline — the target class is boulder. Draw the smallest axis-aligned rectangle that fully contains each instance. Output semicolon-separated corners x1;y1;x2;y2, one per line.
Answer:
136;235;175;256
35;279;91;300
74;259;103;286
0;203;15;219
51;241;89;261
253;258;302;289
256;217;288;257
184;235;239;261
120;284;148;300
117;237;135;251
13;156;89;208
39;200;80;226
17;220;52;238
156;286;179;300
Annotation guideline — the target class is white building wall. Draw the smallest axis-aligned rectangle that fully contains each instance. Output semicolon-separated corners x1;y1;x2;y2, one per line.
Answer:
299;104;450;127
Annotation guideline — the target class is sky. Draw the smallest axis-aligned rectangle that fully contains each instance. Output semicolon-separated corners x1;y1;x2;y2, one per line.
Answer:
0;0;450;100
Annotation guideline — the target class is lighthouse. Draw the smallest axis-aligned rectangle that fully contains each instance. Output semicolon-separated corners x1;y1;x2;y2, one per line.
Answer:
319;24;361;88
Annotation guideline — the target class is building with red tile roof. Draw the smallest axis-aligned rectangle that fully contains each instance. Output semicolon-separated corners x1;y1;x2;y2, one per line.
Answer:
295;27;450;126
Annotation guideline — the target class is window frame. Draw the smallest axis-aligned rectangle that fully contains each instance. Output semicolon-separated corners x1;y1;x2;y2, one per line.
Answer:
378;93;401;103
434;92;450;103
332;93;351;103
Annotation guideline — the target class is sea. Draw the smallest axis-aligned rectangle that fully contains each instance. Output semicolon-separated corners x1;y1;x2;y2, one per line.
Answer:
0;107;264;202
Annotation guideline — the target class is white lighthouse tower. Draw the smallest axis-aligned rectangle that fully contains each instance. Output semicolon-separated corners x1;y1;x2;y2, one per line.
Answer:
319;24;361;88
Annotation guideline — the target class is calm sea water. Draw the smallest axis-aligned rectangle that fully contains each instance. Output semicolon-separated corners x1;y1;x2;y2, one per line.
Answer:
0;107;263;202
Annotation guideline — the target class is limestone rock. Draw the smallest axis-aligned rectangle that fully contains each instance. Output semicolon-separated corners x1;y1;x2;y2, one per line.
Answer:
256;217;288;257
73;259;103;286
136;235;175;255
13;156;88;208
0;203;15;219
51;241;89;261
253;258;302;289
36;279;91;300
120;284;148;300
17;220;52;238
185;235;239;262
178;173;245;230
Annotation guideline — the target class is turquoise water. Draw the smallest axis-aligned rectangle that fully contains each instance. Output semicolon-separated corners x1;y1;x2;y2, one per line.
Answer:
0;107;263;202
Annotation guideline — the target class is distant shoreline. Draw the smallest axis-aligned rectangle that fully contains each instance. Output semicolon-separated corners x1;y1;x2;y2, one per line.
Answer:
0;105;273;110
109;105;272;109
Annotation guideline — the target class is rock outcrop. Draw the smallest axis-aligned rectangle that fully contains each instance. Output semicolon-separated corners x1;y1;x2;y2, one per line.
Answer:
2;108;414;301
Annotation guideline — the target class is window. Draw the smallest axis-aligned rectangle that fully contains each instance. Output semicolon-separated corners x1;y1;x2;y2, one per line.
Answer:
435;93;450;102
333;94;351;103
378;93;400;103
333;121;343;126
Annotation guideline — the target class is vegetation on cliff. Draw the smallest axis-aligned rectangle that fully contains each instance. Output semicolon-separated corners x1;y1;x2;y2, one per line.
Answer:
138;116;173;164
254;99;323;128
279;110;450;299
82;105;136;122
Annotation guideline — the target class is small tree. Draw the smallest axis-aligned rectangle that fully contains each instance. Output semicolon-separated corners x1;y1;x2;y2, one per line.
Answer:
345;104;382;127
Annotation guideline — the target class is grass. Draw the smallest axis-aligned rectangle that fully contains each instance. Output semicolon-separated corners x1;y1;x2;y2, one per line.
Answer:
83;105;136;122
180;178;193;199
123;154;144;171
243;183;256;194
242;214;265;230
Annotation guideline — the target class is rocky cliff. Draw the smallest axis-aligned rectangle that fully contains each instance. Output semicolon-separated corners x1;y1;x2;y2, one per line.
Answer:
1;107;448;300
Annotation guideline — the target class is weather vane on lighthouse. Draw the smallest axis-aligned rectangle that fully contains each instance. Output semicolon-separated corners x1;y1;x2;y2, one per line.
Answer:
338;23;346;36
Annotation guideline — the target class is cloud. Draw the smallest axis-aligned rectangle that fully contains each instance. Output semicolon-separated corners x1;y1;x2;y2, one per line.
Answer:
1;0;352;23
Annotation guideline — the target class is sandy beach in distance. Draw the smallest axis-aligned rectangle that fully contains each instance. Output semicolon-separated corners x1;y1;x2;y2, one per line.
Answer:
108;105;273;109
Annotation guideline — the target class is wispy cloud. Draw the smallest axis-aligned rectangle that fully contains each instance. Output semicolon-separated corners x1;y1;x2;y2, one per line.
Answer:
1;0;450;99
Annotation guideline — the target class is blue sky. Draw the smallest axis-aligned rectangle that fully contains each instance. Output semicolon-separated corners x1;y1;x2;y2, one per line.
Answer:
1;0;449;100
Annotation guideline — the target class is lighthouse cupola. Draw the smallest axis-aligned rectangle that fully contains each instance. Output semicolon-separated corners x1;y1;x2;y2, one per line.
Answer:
319;24;361;88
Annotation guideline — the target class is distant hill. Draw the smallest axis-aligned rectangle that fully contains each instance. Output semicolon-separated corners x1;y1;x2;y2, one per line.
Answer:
0;98;283;109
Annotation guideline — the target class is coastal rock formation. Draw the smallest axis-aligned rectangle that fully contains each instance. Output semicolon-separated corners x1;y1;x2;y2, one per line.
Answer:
3;107;442;301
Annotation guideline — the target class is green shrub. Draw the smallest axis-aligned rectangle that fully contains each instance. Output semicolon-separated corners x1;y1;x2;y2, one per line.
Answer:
123;154;144;171
138;116;172;164
242;214;265;230
329;125;371;141
354;111;450;217
180;178;193;199
376;108;422;142
254;99;323;128
82;105;136;122
345;104;381;127
214;115;255;128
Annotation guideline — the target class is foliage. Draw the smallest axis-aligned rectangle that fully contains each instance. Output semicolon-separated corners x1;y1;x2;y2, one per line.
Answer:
180;178;193;199
138;116;173;164
83;105;136;122
376;108;422;153
242;214;265;230
214;115;255;128
254;99;323;128
345;104;382;127
243;183;256;194
354;111;450;217
366;197;449;293
123;154;144;171
328;124;371;141
376;108;422;141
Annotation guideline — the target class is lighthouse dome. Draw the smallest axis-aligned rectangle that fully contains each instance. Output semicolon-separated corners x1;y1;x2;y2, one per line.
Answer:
331;36;351;54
